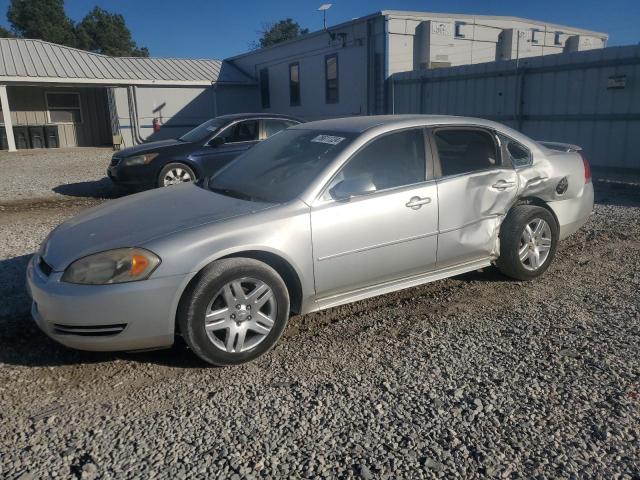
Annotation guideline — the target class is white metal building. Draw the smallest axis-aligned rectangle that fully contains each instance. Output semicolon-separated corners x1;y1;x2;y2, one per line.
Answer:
0;38;255;151
227;10;608;119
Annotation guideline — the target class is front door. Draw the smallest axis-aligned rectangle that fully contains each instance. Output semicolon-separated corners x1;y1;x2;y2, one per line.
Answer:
431;127;519;268
311;128;439;298
195;119;260;176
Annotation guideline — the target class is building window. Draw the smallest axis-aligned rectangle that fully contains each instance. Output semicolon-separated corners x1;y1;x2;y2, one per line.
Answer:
531;28;540;44
46;92;82;123
554;32;563;45
289;62;301;107
454;21;465;38
325;54;338;104
259;68;270;109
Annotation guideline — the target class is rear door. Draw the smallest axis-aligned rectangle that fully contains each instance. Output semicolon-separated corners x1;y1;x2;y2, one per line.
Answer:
195;119;260;176
431;127;519;268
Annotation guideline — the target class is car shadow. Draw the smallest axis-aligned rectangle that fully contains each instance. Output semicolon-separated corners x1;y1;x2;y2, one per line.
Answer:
52;178;135;200
0;254;207;368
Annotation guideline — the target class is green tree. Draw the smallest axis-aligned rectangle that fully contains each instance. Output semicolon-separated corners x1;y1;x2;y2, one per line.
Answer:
254;18;309;49
0;25;14;38
75;6;148;57
7;0;76;45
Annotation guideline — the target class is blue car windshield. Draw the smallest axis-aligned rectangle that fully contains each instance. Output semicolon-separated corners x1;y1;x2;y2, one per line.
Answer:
179;118;228;143
206;129;356;203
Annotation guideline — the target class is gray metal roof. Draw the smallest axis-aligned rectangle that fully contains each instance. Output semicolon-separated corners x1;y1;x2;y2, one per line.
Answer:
0;38;254;86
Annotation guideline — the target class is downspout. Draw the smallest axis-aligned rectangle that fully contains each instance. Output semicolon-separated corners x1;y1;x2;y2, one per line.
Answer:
211;81;218;117
384;15;390;114
127;85;144;145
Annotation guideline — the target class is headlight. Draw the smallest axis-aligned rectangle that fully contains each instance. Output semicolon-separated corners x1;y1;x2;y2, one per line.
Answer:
123;153;159;166
61;248;161;285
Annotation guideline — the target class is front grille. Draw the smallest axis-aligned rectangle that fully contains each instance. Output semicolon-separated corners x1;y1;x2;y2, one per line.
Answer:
38;257;53;277
110;157;121;167
53;323;127;336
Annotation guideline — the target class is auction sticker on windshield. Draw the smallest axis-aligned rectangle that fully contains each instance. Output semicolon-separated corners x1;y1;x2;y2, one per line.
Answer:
311;135;345;145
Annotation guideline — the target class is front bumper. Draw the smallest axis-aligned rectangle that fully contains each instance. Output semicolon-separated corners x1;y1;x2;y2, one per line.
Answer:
107;164;154;187
26;255;188;352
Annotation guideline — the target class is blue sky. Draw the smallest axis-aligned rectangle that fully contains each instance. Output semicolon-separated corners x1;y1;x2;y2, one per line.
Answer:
0;0;638;59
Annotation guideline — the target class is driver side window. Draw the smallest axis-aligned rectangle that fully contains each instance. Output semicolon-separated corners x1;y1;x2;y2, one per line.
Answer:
218;120;259;144
327;129;426;199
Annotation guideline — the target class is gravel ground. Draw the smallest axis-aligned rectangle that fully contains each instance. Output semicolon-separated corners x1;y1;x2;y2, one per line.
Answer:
0;174;638;479
0;148;117;204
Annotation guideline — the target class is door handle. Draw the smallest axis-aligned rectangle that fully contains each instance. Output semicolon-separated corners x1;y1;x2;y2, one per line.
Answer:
405;196;431;210
491;180;517;191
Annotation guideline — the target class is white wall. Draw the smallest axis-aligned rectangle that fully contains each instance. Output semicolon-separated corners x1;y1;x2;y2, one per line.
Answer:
113;84;259;147
387;13;606;71
229;17;385;120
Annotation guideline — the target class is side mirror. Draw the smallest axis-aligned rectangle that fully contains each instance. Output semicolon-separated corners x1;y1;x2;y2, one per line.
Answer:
329;175;376;201
209;136;226;148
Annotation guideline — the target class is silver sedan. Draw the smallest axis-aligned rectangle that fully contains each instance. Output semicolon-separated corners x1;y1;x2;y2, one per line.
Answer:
27;115;594;365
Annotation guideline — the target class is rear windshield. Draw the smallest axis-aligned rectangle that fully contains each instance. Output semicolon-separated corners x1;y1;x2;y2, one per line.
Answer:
206;129;356;203
179;118;228;143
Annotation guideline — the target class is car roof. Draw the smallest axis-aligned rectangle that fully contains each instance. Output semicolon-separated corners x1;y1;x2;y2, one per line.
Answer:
215;112;303;122
290;114;504;133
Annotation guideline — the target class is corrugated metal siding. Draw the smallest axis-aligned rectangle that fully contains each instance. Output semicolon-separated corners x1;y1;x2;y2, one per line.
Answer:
0;38;252;85
391;45;640;169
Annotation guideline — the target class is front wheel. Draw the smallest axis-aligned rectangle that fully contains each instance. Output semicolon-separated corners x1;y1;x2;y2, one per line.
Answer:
496;205;559;281
158;162;196;188
178;258;290;366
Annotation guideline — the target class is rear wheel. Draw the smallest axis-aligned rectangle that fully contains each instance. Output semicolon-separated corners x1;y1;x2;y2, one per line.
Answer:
178;258;290;366
158;162;196;187
496;205;558;280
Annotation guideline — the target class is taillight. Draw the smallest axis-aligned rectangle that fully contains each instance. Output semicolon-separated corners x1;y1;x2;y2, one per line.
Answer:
580;152;591;183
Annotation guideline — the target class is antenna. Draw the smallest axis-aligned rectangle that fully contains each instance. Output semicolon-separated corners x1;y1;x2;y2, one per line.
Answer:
318;3;332;30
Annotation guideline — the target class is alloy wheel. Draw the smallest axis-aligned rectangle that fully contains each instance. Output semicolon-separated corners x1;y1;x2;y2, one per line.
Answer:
204;277;277;353
518;218;552;271
163;167;193;186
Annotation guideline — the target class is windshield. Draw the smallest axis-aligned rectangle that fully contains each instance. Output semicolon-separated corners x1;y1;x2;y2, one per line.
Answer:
206;129;356;203
179;118;228;143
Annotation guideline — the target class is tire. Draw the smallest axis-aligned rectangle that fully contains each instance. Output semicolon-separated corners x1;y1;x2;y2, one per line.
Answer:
178;258;290;366
496;205;559;281
158;162;196;188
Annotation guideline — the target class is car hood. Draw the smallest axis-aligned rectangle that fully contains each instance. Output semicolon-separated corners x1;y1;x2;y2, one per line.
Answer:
42;184;275;271
116;139;188;157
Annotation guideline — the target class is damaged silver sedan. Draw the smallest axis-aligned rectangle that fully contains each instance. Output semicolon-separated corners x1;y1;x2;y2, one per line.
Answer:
27;115;593;365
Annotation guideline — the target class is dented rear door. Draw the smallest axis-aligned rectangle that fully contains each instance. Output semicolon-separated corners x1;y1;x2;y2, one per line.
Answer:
431;127;518;268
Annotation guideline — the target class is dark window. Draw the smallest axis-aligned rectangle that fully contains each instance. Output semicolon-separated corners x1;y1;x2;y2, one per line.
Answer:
454;21;465;38
263;119;297;138
325;54;339;104
260;68;270;109
46;92;82;123
531;29;540;44
329;129;426;196
218;120;259;143
499;134;531;168
179;118;228;143
554;32;562;45
289;62;301;107
434;129;498;176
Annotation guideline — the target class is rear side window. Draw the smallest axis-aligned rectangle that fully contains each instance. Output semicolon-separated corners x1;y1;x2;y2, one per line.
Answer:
263;119;297;138
500;135;531;168
219;120;259;143
329;129;426;195
434;129;498;176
